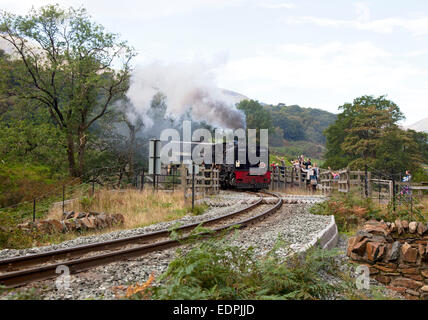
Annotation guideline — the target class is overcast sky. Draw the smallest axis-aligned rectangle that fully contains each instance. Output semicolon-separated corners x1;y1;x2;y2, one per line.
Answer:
1;0;428;125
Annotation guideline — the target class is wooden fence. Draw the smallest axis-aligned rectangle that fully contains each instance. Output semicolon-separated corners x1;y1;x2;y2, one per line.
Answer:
179;165;220;199
270;164;428;201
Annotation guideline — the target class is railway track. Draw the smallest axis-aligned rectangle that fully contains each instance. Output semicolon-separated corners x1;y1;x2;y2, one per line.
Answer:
0;191;282;288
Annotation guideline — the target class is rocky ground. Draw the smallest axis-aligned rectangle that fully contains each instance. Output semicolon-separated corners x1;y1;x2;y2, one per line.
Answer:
0;191;259;259
0;192;405;300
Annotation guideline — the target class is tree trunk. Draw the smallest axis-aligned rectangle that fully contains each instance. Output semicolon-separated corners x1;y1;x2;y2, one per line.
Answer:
128;123;136;178
77;129;87;178
66;132;78;177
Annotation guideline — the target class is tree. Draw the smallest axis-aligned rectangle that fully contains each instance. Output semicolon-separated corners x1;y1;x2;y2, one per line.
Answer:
237;99;273;132
323;95;427;175
0;5;136;176
374;127;424;177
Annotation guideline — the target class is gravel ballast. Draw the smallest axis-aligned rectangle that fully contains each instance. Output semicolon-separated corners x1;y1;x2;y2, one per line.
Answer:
1;193;336;300
1;192;403;300
0;191;259;259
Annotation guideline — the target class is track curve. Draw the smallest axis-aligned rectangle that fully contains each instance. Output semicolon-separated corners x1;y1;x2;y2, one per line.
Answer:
0;191;282;288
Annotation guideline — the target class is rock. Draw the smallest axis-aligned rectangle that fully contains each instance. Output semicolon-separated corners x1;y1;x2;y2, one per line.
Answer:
352;238;370;256
387;241;401;261
347;237;357;257
374;264;396;273
399;267;419;275
417;223;427;236
395;219;404;235
409;222;418;233
49;220;64;233
422;270;428;278
356;230;373;240
421;285;428;292
401;242;418;263
418;244;425;256
363;223;389;237
402;220;409;230
405;289;420;296
386;285;407;294
390;223;397;233
367;242;381;261
407;274;424;281
391;277;423;290
80;217;95;229
375;274;391;285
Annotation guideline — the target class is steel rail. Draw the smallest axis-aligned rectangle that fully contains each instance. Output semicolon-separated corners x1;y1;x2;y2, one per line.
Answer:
0;193;262;273
0;192;282;288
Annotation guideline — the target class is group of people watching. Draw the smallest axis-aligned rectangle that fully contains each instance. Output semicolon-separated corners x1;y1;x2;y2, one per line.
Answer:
291;155;319;192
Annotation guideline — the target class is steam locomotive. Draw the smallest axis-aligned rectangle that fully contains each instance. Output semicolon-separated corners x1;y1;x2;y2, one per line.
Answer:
168;140;271;190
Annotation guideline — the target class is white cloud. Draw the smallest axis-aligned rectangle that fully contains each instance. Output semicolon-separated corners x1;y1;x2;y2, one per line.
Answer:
258;2;295;9
285;3;428;37
0;0;248;20
215;41;428;125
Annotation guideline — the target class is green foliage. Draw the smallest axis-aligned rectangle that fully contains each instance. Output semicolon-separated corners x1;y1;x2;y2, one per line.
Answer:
324;95;427;174
311;191;426;233
387;194;426;222
271;141;325;162
310;193;382;233
186;204;208;216
266;104;337;144
79;195;94;211
0;162;66;207
237;100;273;132
140;236;341;300
0;4;136;177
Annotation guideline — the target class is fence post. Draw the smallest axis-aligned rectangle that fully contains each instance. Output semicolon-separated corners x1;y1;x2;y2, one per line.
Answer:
364;165;368;198
140;171;144;191
192;163;195;212
367;171;372;198
62;185;65;214
346;168;350;193
172;166;175;192
281;161;286;192
180;165;187;199
33;199;36;222
391;171;396;213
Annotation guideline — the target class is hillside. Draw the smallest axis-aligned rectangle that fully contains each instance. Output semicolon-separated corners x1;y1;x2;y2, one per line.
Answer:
408;117;428;133
265;103;337;160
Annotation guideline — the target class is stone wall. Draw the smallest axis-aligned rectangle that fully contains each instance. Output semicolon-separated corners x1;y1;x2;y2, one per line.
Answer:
347;219;428;299
18;211;125;234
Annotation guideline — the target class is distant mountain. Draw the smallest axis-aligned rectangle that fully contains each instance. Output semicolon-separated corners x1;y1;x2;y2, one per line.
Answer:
408;117;428;133
221;89;249;105
0;38;15;55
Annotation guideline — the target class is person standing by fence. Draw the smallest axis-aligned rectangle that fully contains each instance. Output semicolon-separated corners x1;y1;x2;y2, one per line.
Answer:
401;170;412;195
302;165;318;192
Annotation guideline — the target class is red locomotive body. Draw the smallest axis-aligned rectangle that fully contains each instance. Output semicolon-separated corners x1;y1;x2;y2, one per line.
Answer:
216;141;271;190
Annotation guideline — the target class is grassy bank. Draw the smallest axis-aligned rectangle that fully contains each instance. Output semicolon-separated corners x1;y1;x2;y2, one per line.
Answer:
310;192;428;234
1;188;207;249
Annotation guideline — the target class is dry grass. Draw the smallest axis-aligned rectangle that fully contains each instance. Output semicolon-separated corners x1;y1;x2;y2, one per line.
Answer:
48;188;198;230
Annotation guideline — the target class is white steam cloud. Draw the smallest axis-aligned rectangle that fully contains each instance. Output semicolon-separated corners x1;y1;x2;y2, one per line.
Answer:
126;62;246;129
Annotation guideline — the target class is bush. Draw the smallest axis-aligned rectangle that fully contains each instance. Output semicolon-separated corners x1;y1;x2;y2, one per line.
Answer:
310;192;426;233
310;193;382;233
134;236;341;300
